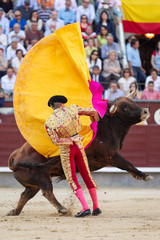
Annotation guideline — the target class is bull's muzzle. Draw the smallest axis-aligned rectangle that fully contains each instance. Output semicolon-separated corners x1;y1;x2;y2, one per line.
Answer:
140;108;150;121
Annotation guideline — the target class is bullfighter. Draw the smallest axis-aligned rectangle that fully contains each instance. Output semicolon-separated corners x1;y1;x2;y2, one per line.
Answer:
45;95;102;217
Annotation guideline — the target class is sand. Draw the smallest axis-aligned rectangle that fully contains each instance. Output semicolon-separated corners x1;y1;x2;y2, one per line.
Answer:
0;187;160;240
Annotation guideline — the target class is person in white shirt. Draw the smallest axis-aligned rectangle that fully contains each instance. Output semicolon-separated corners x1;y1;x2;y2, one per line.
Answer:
118;68;136;96
11;49;24;74
44;22;56;37
1;67;16;96
0;25;7;49
7;39;27;63
45;11;64;31
54;0;77;12
145;68;160;92
8;23;26;46
0;8;9;35
86;50;102;73
76;0;95;24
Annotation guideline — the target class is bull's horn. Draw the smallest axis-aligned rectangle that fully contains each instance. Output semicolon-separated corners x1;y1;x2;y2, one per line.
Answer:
109;99;117;114
126;81;138;99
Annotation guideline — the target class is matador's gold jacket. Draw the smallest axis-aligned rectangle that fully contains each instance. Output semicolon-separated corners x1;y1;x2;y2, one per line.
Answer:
45;104;99;145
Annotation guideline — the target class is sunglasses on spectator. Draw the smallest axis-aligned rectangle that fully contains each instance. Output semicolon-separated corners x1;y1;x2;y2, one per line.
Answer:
15;14;21;17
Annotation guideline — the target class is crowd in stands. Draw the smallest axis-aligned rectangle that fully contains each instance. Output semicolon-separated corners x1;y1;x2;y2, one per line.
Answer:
0;0;160;108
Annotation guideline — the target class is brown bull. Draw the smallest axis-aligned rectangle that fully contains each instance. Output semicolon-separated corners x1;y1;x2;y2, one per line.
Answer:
7;89;153;216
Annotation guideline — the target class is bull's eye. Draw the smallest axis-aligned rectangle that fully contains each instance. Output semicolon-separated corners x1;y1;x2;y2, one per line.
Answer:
123;107;127;111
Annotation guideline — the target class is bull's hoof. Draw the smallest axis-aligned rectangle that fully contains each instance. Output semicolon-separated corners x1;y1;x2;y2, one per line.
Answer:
58;207;67;215
143;175;154;181
7;209;19;216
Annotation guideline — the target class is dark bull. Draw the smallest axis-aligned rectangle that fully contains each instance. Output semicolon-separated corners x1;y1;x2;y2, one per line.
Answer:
7;86;153;216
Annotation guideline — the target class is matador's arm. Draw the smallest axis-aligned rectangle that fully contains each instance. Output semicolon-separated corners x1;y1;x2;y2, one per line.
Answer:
45;126;73;146
77;106;99;122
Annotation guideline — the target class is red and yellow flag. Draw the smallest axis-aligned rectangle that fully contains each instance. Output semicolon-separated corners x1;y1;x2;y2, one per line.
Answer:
122;0;160;34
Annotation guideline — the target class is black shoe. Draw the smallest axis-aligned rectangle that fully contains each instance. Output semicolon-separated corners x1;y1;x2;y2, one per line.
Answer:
75;209;91;218
92;208;102;216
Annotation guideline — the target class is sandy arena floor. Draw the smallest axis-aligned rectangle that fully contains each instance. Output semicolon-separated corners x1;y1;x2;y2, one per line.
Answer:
0;187;160;240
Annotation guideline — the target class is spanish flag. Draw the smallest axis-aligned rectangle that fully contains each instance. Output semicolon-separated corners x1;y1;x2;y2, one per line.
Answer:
122;0;160;34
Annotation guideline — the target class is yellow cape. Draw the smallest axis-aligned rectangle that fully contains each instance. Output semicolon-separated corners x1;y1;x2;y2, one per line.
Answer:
14;23;94;158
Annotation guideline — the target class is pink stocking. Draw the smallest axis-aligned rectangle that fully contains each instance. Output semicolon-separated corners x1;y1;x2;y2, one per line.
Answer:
88;188;99;210
75;188;89;211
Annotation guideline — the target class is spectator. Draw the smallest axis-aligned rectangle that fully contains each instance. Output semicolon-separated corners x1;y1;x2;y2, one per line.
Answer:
16;0;38;10
97;25;109;49
11;49;24;74
8;23;26;45
27;10;43;31
45;11;64;31
37;0;52;28
15;0;33;21
102;50;121;88
126;35;136;60
0;25;7;49
58;0;75;25
141;81;160;100
104;81;124;101
0;0;13;18
84;38;98;58
0;67;16;96
76;0;95;24
90;65;105;89
25;21;43;47
0;86;9;107
82;25;97;47
80;14;90;32
129;81;141;100
96;10;117;42
37;0;54;9
0;8;9;35
96;0;121;23
78;0;94;7
44;21;56;36
151;40;160;76
128;39;146;90
7;39;27;63
27;38;38;51
0;48;8;79
145;69;160;92
10;10;27;31
101;34;119;60
86;50;102;73
54;0;77;12
118;68;136;96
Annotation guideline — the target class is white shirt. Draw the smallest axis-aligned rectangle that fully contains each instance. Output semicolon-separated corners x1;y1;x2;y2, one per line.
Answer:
118;76;136;93
0;15;9;35
0;33;7;48
11;56;24;73
7;43;27;61
45;18;64;31
1;74;16;94
54;0;77;11
8;30;26;45
145;75;160;92
16;0;38;10
86;58;102;71
76;5;95;23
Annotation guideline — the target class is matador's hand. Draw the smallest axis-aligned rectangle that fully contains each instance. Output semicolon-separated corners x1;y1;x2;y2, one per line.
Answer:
71;135;83;142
